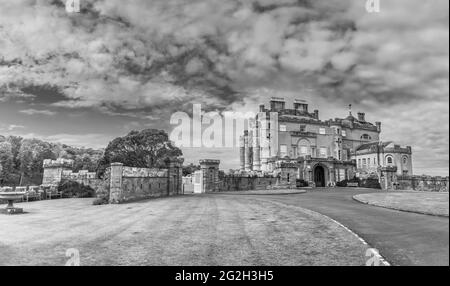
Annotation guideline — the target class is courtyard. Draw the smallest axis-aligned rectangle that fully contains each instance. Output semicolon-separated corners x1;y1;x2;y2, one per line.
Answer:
0;188;448;266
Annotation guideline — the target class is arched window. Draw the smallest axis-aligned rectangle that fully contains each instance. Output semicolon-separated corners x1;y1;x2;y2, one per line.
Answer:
403;156;408;165
386;156;393;164
298;139;310;156
361;134;372;140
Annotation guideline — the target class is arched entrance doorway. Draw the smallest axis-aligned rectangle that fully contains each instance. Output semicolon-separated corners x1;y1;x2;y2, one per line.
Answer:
314;165;326;187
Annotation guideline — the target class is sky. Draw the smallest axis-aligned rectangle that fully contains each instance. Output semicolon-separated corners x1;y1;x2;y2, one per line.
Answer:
0;0;448;176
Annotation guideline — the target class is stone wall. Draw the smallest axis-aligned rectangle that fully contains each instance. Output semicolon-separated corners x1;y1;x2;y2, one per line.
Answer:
219;175;278;192
108;159;183;204
42;158;100;189
396;176;449;192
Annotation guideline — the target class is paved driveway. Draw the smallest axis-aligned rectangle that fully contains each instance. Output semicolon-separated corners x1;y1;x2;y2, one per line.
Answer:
214;188;449;266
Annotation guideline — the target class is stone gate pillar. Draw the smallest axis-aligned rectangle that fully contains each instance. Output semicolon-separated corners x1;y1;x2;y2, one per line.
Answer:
199;159;221;192
379;166;397;190
109;162;123;204
167;158;184;195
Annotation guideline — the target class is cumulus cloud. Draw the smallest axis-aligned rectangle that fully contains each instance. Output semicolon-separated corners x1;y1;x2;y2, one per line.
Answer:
0;0;448;173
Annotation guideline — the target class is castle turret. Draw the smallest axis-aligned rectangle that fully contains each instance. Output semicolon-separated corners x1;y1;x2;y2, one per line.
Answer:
239;135;245;171
252;123;261;171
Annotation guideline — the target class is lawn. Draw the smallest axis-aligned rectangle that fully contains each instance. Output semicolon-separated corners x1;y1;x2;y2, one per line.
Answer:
0;195;370;266
354;192;449;217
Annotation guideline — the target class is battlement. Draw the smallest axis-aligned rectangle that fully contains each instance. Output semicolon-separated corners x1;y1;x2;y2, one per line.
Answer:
62;170;97;180
43;158;74;169
199;159;221;166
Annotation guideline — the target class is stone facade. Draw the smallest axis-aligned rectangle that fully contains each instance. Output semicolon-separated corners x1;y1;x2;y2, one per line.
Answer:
354;142;413;177
238;98;384;187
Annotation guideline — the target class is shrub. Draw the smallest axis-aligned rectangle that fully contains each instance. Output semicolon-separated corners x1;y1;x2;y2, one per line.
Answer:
360;178;381;189
296;179;309;187
336;180;348;187
336;177;360;187
92;197;109;205
58;181;95;198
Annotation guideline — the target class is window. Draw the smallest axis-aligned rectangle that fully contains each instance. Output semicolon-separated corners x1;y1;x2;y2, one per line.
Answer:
403;156;408;164
367;158;370;166
387;156;393;164
361;134;372;140
338;150;341;160
358;159;361;168
280;145;287;157
319;128;326;135
280;124;287;132
300;146;308;155
319;147;327;158
362;158;366;167
300;125;306;132
342;130;347;137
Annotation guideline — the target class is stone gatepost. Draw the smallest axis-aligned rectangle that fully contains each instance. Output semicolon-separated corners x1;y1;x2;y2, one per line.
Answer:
378;166;397;190
166;158;184;196
199;159;221;192
109;162;124;204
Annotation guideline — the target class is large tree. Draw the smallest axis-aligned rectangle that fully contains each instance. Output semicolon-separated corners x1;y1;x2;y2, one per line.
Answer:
0;141;14;186
97;129;182;177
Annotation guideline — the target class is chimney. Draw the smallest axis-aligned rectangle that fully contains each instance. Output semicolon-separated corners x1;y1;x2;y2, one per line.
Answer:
294;99;308;113
270;97;286;112
314;109;319;119
357;112;365;122
375;121;381;132
259;104;265;112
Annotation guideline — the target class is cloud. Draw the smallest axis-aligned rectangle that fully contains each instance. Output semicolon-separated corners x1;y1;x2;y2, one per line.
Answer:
0;0;448;174
7;124;25;131
0;123;25;132
20;109;57;116
0;0;447;110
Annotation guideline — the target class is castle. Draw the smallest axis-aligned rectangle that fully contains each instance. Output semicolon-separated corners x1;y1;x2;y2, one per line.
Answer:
239;98;413;187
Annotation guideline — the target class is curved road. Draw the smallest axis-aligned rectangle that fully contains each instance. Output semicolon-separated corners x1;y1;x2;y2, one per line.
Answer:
214;188;449;266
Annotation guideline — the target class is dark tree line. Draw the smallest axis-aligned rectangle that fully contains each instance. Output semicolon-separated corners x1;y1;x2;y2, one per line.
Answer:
0;135;103;186
1;129;184;186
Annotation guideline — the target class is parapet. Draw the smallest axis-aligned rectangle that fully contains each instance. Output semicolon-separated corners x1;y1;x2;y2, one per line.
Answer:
199;159;221;166
43;158;74;168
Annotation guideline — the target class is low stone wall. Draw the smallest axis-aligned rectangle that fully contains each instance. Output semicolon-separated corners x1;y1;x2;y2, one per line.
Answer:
109;159;183;204
219;175;278;192
396;176;449;192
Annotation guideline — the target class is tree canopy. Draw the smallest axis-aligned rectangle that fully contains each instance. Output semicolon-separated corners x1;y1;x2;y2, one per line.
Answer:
97;129;182;177
0;135;103;186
